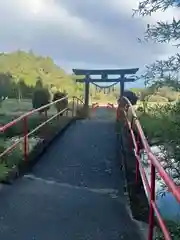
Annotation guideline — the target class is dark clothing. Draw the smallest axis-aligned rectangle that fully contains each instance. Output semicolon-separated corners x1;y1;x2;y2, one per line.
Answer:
118;90;138;106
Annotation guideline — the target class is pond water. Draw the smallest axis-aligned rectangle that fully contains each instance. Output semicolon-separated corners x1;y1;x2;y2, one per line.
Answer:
141;146;180;222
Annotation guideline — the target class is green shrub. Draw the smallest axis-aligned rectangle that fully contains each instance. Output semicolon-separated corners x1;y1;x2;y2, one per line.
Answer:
0;163;9;181
32;88;51;114
53;91;68;116
155;220;180;240
136;106;144;112
76;105;88;119
148;95;169;103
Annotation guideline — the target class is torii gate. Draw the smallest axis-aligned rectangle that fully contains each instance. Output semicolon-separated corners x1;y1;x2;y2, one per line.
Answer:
72;68;139;107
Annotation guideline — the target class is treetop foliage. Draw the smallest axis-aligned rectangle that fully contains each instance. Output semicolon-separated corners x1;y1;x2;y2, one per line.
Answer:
0;50;121;102
0;50;74;88
134;0;180;88
134;0;180;46
134;0;180;16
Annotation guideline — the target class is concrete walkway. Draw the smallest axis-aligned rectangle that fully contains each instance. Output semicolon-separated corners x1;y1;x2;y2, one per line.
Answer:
0;120;143;240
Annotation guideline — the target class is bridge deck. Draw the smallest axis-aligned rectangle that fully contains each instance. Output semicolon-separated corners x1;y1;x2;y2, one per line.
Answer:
0;120;143;240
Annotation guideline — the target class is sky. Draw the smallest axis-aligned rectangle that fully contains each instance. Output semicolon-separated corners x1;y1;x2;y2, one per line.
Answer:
0;0;179;87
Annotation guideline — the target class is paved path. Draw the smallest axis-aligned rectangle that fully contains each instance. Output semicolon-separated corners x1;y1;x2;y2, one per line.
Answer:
0;119;144;240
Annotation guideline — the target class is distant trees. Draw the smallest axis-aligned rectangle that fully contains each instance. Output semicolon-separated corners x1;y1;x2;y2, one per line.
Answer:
0;73;35;102
0;50;83;99
0;73;12;99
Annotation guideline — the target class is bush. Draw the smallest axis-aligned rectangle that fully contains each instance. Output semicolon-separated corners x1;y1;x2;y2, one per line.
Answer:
136;106;144;113
32;88;51;114
155;220;180;240
53;91;68;115
148;95;168;102
76;105;88;119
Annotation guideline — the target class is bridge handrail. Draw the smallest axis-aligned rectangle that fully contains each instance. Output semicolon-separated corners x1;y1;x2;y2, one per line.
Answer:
72;96;84;105
117;96;180;240
0;96;69;132
0;96;83;162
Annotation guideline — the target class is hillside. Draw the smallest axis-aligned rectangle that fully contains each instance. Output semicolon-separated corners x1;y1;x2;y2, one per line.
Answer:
0;50;77;95
0;51;121;101
0;50;178;103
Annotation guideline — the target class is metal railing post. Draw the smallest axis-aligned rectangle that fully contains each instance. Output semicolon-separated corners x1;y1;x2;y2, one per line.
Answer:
148;163;156;240
72;97;75;117
76;97;79;113
23;116;28;161
135;134;140;184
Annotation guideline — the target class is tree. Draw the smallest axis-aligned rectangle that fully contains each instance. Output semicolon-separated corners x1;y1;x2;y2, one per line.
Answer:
35;77;43;89
135;2;180;237
139;57;180;87
134;0;180;87
0;50;77;96
0;73;13;106
138;87;155;112
134;0;180;46
53;91;68;116
157;86;178;101
32;80;51;115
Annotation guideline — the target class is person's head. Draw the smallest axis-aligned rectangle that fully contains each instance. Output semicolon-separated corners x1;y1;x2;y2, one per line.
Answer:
122;90;138;105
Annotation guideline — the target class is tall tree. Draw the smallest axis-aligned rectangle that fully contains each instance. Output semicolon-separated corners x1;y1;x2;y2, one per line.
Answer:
134;0;180;45
134;0;180;86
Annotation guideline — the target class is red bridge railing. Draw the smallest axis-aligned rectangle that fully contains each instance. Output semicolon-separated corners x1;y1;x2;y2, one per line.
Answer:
117;96;180;240
0;96;83;163
1;97;178;238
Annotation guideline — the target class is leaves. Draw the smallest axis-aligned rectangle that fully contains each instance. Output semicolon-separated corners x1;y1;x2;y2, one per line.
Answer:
143;19;180;47
134;2;180;238
155;220;180;239
134;0;180;58
138;54;180;88
0;50;75;92
133;0;179;16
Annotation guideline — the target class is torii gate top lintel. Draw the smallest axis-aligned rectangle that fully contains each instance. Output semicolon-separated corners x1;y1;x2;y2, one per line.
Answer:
72;68;139;76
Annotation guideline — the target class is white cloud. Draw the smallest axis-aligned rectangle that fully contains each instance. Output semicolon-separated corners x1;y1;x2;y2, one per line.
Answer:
0;0;179;87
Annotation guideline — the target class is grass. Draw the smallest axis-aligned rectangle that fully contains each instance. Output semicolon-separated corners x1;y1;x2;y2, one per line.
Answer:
136;102;179;145
0;99;115;182
0;98;83;182
0;116;73;182
0;98;82;116
0;164;9;181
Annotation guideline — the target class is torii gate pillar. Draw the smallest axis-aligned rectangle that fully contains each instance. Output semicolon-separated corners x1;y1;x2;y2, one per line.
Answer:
120;75;125;96
84;77;90;107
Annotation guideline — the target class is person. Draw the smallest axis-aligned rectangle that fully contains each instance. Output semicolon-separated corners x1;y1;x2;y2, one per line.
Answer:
117;90;143;150
117;90;138;122
117;90;138;106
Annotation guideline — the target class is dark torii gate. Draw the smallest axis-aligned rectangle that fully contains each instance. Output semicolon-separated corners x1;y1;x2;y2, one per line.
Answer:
72;68;139;107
